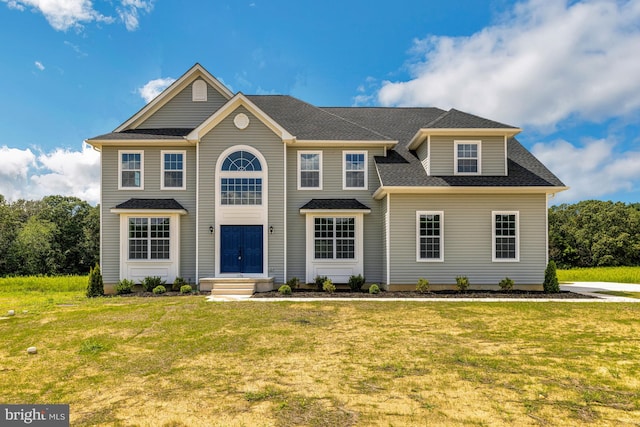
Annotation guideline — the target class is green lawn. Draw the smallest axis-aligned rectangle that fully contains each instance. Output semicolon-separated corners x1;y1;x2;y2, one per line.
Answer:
1;277;640;426
558;266;640;284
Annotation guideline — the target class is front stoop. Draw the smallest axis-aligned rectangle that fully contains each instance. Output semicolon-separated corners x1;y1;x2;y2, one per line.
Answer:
200;277;274;298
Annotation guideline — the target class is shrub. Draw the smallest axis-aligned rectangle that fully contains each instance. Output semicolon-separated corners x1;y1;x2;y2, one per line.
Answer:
314;275;328;291
286;277;300;290
456;276;469;293
543;261;560;293
152;285;167;295
86;264;104;298
180;284;193;294
115;279;134;295
499;277;514;292
348;274;366;292
369;284;380;294
322;278;335;293
141;276;165;292
416;278;430;293
172;277;188;291
278;284;292;295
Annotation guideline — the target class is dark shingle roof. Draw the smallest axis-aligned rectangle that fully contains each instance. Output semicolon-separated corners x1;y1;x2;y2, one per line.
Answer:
114;199;187;211
300;199;371;211
424;109;517;129
88;128;193;141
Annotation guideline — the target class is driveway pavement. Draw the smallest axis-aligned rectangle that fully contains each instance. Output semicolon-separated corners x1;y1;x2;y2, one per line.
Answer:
560;282;640;302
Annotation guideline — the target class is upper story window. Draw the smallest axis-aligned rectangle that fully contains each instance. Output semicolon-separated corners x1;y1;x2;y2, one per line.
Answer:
119;150;144;190
161;150;186;190
343;151;367;190
455;141;481;175
417;211;444;262
220;150;263;205
493;211;519;262
298;151;322;190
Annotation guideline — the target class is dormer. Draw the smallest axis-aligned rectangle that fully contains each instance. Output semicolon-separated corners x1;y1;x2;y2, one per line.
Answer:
408;109;521;177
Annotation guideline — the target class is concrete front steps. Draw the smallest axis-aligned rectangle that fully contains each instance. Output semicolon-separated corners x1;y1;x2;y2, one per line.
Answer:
201;277;274;301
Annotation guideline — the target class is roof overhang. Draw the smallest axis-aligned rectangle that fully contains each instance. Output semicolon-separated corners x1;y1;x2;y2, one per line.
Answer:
407;128;522;150
289;139;398;148
300;208;371;215
110;208;188;215
85;138;193;150
373;185;569;200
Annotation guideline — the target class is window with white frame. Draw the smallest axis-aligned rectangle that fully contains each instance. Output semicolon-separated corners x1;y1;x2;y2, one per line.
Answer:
119;151;143;189
343;151;367;189
314;217;355;259
128;217;170;260
298;151;322;189
455;141;481;175
493;211;519;261
219;150;263;205
161;151;185;190
417;211;443;261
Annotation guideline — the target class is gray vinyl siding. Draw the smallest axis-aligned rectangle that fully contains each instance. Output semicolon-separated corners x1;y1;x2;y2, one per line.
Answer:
416;141;429;174
286;146;384;284
388;193;547;285
100;145;197;284
197;106;285;283
381;195;389;288
139;79;228;128
429;136;506;176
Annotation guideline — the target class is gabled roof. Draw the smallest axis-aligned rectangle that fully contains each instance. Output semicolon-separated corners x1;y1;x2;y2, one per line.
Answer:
424;109;517;129
299;199;371;211
88;128;193;142
111;198;188;214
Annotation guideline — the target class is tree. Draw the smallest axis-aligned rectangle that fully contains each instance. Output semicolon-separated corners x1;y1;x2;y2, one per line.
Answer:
86;263;104;297
10;217;59;275
543;261;560;293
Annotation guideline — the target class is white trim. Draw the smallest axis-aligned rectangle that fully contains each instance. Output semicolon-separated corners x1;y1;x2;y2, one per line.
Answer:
297;150;323;190
427;135;431;176
160;150;186;190
342;150;368;190
118;150;144;190
416;211;444;262
504;135;509;176
454;140;481;176
492;211;520;262
372;185;569;200
290;140;397;148
407;128;521;150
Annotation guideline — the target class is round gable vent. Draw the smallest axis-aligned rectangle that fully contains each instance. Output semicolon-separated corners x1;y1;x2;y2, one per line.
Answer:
234;113;250;130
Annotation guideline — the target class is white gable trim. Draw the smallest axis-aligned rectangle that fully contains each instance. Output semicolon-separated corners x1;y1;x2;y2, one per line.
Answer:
407;128;522;151
115;63;234;132
186;93;295;143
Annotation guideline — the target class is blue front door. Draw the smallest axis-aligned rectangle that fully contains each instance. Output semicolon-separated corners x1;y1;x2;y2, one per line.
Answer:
220;225;263;273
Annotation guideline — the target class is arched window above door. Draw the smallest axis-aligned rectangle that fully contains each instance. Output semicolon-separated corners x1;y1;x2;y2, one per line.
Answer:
221;150;262;171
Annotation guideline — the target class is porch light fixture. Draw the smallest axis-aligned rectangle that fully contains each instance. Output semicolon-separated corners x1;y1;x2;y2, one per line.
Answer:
269;226;274;234
209;226;214;234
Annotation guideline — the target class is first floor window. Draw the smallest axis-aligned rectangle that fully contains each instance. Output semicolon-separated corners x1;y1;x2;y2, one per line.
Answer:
417;211;443;261
162;151;185;189
128;217;170;260
493;211;518;261
314;217;355;259
220;178;262;205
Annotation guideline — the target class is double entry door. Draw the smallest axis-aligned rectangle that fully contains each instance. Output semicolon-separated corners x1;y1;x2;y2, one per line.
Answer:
220;225;263;274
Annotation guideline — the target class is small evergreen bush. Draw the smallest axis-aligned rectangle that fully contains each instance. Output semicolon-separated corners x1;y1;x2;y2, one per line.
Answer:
416;278;430;293
152;285;167;295
86;264;104;298
348;274;365;292
543;261;560;293
499;277;514;292
172;277;188;291
456;276;469;293
278;284;292;295
115;278;134;295
322;278;335;293
286;277;300;290
314;275;328;291
141;276;165;292
369;284;380;294
180;284;192;294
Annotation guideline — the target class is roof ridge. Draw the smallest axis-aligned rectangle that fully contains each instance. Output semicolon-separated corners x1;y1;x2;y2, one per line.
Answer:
318;107;394;141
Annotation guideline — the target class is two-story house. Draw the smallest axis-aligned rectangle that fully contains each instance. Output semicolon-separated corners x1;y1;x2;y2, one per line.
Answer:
86;63;567;294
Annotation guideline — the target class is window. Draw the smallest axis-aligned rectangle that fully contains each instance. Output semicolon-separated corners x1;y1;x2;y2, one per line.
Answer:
219;150;263;205
343;151;367;189
128;217;170;260
119;151;143;189
222;150;262;171
417;211;444;261
314;217;355;259
298;151;322;189
493;211;519;262
161;151;185;190
455;141;481;175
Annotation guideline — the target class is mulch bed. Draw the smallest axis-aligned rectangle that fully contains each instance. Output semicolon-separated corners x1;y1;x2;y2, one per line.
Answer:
252;289;596;299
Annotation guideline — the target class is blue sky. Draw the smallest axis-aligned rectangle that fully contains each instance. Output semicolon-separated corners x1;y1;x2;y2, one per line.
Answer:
1;0;639;205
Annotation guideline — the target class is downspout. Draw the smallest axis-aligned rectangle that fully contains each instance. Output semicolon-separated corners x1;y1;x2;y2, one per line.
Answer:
283;141;288;283
195;141;200;283
386;193;391;288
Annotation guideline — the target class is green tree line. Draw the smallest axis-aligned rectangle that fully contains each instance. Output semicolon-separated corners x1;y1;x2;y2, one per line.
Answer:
549;200;640;269
0;195;99;276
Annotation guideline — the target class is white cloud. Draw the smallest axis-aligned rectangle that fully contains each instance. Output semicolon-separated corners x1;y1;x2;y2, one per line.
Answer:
34;61;45;71
137;77;176;103
1;0;154;31
532;139;640;203
378;0;640;129
0;144;100;204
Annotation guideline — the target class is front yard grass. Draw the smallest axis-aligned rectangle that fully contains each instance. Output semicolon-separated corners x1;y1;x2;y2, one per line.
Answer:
1;278;640;426
558;266;640;284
